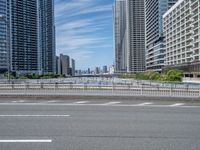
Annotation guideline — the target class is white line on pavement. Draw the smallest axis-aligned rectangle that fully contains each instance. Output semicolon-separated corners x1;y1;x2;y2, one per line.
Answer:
170;103;185;107
101;102;121;105
47;101;57;103
75;101;89;104
0;115;70;117
136;102;153;106
0;139;52;143
0;103;198;108
12;100;25;103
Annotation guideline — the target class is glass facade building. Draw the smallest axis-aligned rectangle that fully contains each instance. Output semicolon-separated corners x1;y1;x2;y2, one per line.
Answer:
113;0;127;73
126;0;145;72
0;0;55;75
0;0;8;72
145;0;178;71
39;0;56;74
10;0;39;74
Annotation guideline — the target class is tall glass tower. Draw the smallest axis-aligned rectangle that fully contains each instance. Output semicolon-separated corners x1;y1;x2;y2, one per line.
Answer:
39;0;56;74
126;0;146;72
145;0;178;71
113;0;127;73
10;0;39;74
0;0;8;72
1;0;56;75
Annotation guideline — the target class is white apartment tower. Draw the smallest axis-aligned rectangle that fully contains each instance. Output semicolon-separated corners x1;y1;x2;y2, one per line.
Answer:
163;0;200;65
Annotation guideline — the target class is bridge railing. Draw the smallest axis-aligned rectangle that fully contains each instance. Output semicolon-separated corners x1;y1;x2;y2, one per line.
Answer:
0;83;199;98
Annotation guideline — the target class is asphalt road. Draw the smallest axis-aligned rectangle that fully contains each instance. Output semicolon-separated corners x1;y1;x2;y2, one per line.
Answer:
0;100;200;150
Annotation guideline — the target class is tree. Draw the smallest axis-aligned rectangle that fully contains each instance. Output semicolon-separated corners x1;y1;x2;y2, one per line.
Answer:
166;69;183;82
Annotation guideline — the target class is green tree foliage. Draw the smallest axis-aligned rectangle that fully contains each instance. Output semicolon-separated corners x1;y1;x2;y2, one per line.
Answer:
166;69;183;82
118;69;184;82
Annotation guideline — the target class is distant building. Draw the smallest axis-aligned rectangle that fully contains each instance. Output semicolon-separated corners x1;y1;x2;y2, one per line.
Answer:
87;68;91;74
109;65;115;74
95;67;100;75
60;54;70;76
71;59;75;76
56;56;60;74
103;66;108;74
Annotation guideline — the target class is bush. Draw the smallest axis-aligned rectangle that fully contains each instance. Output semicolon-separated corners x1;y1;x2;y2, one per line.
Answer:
118;69;184;82
166;69;183;82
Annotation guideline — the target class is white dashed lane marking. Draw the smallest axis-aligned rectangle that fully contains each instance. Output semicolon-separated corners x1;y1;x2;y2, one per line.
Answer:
170;103;185;107
0;139;52;143
102;102;121;105
136;102;153;106
74;101;89;104
12;100;25;103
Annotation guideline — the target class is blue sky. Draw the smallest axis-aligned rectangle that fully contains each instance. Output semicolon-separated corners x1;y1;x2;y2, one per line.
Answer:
55;0;114;70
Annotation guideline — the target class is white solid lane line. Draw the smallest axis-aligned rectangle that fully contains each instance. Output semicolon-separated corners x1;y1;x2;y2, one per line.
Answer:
170;103;184;107
102;102;121;105
136;102;153;106
0;103;199;108
0;139;52;143
75;101;89;104
0;115;70;117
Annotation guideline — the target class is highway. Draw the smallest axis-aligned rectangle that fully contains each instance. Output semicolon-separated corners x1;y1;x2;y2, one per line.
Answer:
0;99;200;150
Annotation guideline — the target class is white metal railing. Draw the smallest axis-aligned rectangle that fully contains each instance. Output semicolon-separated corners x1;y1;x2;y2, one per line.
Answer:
0;83;199;98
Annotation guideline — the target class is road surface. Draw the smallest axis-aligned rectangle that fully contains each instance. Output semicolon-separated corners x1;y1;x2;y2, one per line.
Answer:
0;99;200;150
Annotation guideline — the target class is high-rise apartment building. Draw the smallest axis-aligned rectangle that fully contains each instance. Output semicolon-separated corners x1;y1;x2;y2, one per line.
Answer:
163;0;200;66
10;0;39;74
126;0;146;72
0;0;8;72
113;0;146;73
145;0;177;71
0;0;55;74
113;0;127;73
39;0;56;74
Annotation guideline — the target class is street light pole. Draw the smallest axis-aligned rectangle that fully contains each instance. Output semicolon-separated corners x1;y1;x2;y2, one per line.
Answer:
0;14;10;83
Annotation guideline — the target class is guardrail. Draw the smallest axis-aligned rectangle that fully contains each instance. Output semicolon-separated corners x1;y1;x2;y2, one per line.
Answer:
0;83;199;98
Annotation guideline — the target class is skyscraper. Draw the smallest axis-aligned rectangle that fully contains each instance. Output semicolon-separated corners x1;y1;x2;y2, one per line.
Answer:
113;0;127;73
0;0;8;72
10;0;39;74
145;0;178;71
39;0;56;74
126;0;146;72
113;0;146;73
1;0;55;75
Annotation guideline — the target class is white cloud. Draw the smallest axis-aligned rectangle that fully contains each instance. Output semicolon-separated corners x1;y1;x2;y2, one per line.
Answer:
55;0;113;69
